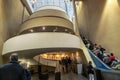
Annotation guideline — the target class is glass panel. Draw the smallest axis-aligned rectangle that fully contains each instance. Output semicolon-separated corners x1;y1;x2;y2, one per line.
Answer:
27;0;73;20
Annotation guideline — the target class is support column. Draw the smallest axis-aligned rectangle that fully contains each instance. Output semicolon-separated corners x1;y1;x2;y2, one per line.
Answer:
0;56;3;65
72;0;80;36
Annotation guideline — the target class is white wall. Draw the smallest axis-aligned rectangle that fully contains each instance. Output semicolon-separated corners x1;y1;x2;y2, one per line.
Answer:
2;33;81;56
20;17;73;32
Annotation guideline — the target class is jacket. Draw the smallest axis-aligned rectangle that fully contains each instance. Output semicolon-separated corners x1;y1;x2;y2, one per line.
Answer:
0;61;25;80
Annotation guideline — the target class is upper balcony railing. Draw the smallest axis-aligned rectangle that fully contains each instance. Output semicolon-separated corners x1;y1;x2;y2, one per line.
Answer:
27;0;73;20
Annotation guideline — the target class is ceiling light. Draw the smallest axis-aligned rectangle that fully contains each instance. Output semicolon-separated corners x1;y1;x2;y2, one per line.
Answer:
32;0;36;4
30;29;34;32
65;29;68;31
42;26;46;30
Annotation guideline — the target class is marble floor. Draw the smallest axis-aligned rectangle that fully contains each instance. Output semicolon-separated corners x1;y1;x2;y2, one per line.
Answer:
32;72;88;80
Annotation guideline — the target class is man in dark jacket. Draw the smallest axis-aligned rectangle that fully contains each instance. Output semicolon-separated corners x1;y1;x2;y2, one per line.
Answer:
87;61;94;80
0;53;25;80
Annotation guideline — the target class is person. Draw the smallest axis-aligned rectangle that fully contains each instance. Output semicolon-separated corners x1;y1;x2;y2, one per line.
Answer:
61;57;65;72
109;53;115;65
112;61;120;70
68;57;72;71
99;45;105;54
20;62;31;80
29;67;34;75
97;50;103;61
65;56;68;73
110;59;118;67
0;53;25;80
87;61;94;80
103;54;110;66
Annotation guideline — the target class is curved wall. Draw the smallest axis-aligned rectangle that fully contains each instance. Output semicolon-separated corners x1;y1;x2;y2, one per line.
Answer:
20;7;73;33
2;6;78;61
2;33;81;57
30;9;70;20
34;56;57;67
36;6;66;12
20;17;73;33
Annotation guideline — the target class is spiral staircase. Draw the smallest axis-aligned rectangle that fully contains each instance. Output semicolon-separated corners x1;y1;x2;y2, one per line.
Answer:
2;6;86;67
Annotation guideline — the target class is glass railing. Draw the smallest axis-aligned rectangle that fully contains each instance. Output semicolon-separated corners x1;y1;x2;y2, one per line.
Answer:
88;49;111;70
27;0;73;19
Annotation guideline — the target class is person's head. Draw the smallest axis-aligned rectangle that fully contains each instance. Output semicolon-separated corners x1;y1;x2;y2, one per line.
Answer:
88;61;92;65
20;62;27;69
94;43;97;46
111;53;114;56
10;53;18;62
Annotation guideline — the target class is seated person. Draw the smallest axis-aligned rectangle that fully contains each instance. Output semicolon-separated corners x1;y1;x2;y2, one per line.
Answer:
112;61;120;70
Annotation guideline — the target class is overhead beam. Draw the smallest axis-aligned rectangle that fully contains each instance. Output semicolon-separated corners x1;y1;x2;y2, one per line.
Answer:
20;0;33;15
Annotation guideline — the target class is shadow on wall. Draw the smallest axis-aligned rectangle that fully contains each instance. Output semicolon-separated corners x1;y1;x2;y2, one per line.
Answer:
86;0;107;40
77;0;107;38
118;0;120;7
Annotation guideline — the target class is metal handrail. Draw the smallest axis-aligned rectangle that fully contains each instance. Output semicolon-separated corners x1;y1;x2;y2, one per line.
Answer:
88;49;111;70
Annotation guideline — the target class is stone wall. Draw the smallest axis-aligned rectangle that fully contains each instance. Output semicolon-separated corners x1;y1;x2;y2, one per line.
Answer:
77;0;120;59
0;0;30;65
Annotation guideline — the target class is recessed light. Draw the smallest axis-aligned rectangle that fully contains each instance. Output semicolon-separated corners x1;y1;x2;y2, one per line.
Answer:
30;29;34;32
42;26;46;30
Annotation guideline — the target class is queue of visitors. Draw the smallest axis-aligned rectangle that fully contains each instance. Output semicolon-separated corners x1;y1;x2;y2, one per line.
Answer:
81;35;120;69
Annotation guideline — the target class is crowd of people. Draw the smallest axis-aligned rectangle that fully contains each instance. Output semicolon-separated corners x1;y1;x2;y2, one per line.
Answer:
0;36;120;80
59;56;77;73
81;36;120;69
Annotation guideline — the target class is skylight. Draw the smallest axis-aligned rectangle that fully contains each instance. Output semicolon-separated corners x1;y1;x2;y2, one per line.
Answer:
26;0;73;19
